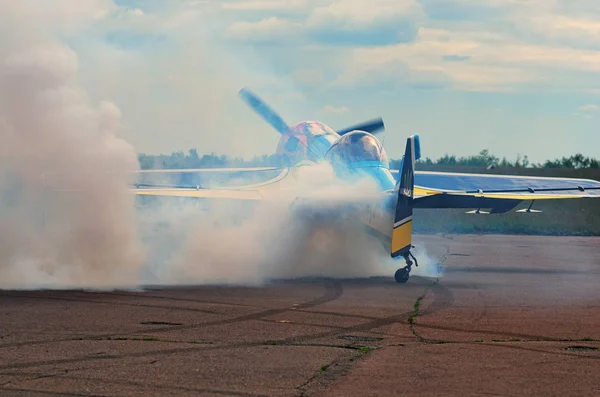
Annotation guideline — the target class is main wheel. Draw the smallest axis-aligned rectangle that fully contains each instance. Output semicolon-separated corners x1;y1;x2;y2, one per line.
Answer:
394;268;410;283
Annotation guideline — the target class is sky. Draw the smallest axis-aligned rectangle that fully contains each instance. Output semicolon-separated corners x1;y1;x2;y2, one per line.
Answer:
34;0;600;163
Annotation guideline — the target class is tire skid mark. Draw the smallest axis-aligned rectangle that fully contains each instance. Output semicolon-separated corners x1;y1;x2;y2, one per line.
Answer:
0;279;344;350
409;241;455;342
293;309;378;321
425;242;454;315
415;236;547;344
0;278;461;372
0;387;107;396
292;277;454;396
478;342;600;361
103;291;261;308
0;340;333;371
411;235;596;353
283;278;454;346
4;289;262;309
276;311;414;346
257;319;345;331
424;281;455;315
4;294;219;315
0;278;453;377
135;278;344;336
0;372;267;397
414;323;559;342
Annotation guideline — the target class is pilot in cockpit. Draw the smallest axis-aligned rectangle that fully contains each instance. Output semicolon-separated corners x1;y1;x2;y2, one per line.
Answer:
355;134;382;161
326;131;388;165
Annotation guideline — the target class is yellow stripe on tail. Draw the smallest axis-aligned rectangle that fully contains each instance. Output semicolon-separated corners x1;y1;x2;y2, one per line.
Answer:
391;217;412;255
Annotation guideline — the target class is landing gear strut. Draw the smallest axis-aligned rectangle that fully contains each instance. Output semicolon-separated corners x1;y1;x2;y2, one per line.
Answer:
394;248;418;283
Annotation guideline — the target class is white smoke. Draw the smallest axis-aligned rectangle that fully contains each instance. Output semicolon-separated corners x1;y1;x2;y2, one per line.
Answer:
0;1;145;289
0;1;440;290
136;163;397;286
410;239;445;279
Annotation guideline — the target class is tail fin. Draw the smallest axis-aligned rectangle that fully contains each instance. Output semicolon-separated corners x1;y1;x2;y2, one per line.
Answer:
391;135;420;258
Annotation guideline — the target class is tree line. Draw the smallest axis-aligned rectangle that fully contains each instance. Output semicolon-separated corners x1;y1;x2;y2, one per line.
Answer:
138;148;600;170
407;150;600;169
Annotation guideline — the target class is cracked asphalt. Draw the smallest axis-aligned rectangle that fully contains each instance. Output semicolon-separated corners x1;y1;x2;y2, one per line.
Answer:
1;234;600;396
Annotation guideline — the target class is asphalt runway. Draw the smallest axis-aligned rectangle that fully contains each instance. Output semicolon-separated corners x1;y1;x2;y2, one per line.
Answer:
1;234;600;396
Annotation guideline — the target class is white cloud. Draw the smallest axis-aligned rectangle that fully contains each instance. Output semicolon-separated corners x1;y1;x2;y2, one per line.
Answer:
128;8;144;16
574;112;594;119
0;0;116;38
226;17;302;43
333;27;600;91
579;104;600;111
9;0;598;163
420;0;600;49
530;16;600;38
46;0;289;158
226;0;423;46
322;104;349;113
307;0;421;28
224;1;600;91
421;0;564;21
291;68;325;87
222;0;313;11
117;0;600;95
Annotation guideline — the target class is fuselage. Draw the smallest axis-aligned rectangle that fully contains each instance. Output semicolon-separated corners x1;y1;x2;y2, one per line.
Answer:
276;120;398;187
278;120;401;254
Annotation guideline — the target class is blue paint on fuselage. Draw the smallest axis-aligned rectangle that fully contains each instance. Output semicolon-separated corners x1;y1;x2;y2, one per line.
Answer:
309;134;339;161
333;161;397;191
350;162;397;191
288;123;397;192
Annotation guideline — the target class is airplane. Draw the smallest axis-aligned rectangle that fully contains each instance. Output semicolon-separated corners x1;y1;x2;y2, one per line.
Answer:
133;88;600;283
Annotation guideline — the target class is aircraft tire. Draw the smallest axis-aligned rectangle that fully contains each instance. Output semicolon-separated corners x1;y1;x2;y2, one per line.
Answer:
394;268;409;283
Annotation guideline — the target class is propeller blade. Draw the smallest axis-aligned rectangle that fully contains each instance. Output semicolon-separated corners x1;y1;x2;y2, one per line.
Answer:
238;87;290;134
336;117;385;136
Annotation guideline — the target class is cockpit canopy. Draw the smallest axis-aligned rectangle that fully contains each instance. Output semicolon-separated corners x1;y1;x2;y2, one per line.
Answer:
324;130;389;166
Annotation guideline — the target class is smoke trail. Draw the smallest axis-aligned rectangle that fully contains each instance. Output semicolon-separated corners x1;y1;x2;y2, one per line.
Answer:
0;2;145;289
410;240;445;278
136;163;397;285
0;1;440;289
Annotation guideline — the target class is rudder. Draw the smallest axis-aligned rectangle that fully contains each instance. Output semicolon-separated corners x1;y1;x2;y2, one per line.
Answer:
391;135;419;259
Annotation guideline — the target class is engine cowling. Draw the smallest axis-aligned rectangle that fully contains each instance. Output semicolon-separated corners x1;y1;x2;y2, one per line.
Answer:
276;121;340;165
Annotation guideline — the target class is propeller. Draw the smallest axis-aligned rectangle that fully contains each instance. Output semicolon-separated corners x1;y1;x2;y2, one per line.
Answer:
238;87;289;134
336;117;385;136
238;87;385;136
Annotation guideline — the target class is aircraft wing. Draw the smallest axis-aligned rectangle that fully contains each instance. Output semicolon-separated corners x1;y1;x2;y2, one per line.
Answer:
389;170;600;213
133;166;392;204
133;167;279;174
134;187;264;200
133;167;288;201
